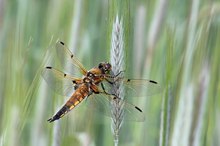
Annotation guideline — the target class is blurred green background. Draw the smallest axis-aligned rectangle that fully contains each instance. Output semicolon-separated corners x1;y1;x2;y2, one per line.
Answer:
0;0;220;146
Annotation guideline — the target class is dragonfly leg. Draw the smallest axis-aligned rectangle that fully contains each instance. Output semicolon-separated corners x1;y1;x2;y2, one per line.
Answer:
114;70;125;77
104;70;125;83
104;70;126;84
100;83;118;98
100;83;111;94
104;78;114;84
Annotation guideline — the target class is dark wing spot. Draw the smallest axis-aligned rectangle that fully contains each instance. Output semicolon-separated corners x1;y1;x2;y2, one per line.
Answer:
60;41;65;45
135;106;143;112
46;66;52;69
127;79;131;82
71;54;73;58
64;73;67;77
72;80;76;84
113;96;117;100
149;80;158;84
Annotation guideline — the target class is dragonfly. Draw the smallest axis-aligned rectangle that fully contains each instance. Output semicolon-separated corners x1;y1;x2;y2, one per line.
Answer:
42;41;160;122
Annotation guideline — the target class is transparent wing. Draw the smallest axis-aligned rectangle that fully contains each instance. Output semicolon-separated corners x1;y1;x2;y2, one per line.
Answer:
86;93;145;122
100;78;162;98
56;41;87;75
122;78;161;97
41;66;82;97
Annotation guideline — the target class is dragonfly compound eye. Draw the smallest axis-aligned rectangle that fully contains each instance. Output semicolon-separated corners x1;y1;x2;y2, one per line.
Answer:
104;63;111;72
98;63;103;69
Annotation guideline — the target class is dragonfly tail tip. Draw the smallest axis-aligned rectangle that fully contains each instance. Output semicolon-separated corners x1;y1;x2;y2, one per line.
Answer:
47;117;55;123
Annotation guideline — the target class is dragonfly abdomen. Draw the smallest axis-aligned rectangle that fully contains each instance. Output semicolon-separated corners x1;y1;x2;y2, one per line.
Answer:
48;84;89;122
67;84;89;109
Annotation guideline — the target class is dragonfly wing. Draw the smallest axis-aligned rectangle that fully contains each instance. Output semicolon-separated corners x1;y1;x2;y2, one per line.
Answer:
41;66;82;97
97;78;161;98
121;79;162;97
86;93;145;122
86;94;111;117
56;41;87;75
113;96;145;121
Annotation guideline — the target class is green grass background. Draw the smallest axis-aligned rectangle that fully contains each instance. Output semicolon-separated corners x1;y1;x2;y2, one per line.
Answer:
0;0;220;146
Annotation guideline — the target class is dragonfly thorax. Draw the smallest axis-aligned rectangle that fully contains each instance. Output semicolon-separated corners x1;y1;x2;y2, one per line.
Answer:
83;71;97;83
84;70;106;85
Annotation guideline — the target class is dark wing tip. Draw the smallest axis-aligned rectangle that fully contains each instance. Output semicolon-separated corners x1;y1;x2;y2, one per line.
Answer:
46;66;52;69
149;80;158;84
135;106;143;112
59;41;65;45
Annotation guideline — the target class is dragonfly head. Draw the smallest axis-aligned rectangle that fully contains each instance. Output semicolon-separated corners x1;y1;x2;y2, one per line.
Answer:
98;62;112;74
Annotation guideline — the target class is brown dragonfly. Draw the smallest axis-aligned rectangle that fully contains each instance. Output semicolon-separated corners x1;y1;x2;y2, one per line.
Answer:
42;41;160;122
